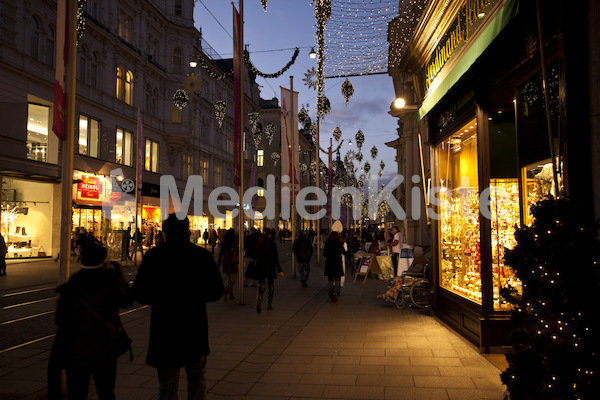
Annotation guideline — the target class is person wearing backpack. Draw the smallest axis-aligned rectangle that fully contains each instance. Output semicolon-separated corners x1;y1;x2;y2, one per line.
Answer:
292;230;313;287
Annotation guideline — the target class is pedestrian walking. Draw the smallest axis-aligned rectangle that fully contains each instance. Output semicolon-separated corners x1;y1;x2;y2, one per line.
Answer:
131;227;144;259
133;214;224;400
217;228;239;300
202;229;209;246
255;229;284;314
243;227;260;287
292;230;312;287
209;229;218;254
48;243;133;400
323;231;345;302
0;233;7;276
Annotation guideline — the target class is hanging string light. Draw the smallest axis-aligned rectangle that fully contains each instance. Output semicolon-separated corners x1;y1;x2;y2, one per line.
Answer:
317;95;331;117
173;89;189;110
355;130;365;149
380;160;385;171
341;79;354;105
310;123;318;144
77;0;87;45
298;106;310;125
264;123;275;145
214;100;226;128
197;57;234;80
333;127;342;142
356;152;363;163
252;131;262;147
261;0;268;12
243;48;299;79
249;110;260;132
271;152;281;166
301;163;308;175
364;162;371;173
370;145;378;160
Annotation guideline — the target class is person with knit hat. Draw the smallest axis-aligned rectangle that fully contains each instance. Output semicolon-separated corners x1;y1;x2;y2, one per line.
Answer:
49;242;133;400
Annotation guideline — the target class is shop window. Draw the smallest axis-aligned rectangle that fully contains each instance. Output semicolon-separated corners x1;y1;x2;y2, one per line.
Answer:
116;128;133;166
45;25;55;67
183;153;193;179
30;17;41;60
200;159;209;183
437;118;481;304
27;104;50;162
78;114;100;158
257;149;264;167
145;139;159;173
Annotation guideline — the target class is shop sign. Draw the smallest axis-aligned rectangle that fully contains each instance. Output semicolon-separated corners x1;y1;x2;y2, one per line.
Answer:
420;0;498;95
78;175;102;199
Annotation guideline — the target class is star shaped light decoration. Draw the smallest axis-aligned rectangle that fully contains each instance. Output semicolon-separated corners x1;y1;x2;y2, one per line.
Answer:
183;73;202;95
303;67;317;90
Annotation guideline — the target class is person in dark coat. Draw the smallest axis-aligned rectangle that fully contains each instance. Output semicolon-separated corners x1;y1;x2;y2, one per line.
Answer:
323;231;345;302
217;228;239;300
255;228;284;313
243;227;260;287
49;243;133;400
0;233;7;276
292;231;313;287
133;214;224;400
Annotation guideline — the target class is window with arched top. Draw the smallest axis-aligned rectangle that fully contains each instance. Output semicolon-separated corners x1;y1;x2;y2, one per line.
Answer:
125;70;133;105
78;46;87;82
175;0;183;16
172;48;182;73
30;17;41;60
45;25;55;67
116;65;124;100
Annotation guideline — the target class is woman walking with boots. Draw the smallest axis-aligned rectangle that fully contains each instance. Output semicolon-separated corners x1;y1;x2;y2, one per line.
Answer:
217;229;239;300
255;229;284;313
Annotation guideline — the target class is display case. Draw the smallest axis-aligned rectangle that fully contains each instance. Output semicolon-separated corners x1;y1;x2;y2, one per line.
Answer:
489;178;521;309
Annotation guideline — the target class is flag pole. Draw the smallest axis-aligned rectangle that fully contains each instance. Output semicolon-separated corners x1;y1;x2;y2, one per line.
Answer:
58;0;77;284
236;0;245;305
290;76;296;279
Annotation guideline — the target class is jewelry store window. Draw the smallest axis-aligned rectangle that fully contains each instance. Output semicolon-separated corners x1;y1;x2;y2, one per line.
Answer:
437;118;481;303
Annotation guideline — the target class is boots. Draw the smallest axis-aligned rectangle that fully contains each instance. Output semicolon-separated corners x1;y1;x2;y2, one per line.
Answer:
256;283;265;314
267;283;274;310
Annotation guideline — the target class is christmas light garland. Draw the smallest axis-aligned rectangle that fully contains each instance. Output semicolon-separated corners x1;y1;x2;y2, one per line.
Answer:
355;130;364;149
243;48;299;79
173;89;189;110
333;127;342;142
271;152;281;166
77;0;87;45
341;79;354;105
215;100;227;127
264;123;275;145
370;145;378;160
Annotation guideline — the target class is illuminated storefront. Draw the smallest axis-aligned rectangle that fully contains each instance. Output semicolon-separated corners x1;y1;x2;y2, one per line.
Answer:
1;177;55;258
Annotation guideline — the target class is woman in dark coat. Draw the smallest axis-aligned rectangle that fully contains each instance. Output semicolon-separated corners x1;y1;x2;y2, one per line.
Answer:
255;228;284;313
217;228;239;300
323;231;345;302
50;243;133;400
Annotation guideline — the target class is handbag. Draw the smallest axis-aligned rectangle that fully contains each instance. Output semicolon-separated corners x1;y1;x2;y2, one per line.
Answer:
80;297;133;361
38;246;46;257
244;260;258;280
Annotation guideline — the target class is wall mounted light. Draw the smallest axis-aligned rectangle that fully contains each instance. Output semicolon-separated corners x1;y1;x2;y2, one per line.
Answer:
393;97;406;109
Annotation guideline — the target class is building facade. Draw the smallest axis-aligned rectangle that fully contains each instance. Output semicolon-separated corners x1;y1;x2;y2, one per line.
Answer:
0;0;260;258
388;0;598;352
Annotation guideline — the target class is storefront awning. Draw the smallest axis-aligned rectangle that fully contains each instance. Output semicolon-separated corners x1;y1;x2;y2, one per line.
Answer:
416;0;520;122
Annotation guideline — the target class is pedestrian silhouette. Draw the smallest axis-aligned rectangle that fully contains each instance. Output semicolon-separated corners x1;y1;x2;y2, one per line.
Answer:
255;229;284;313
133;214;224;400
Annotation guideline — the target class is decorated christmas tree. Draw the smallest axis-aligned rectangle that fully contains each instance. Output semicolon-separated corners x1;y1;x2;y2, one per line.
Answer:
500;198;600;399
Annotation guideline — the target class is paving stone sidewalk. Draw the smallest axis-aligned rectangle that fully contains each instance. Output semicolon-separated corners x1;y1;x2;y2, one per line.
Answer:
0;256;507;400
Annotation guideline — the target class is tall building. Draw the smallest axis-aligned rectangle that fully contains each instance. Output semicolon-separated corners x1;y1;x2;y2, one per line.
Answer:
0;0;260;258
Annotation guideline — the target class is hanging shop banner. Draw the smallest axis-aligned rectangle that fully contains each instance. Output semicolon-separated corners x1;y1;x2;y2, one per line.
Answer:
78;174;102;200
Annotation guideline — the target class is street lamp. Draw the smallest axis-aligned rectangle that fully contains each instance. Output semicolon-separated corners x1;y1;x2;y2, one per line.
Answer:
393;97;406;109
309;47;317;59
189;60;198;68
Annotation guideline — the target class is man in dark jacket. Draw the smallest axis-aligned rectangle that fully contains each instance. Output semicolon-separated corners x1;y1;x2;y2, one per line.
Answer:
133;214;224;400
292;231;313;287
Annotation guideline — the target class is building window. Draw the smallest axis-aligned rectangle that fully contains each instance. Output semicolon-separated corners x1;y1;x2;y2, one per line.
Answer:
30;17;41;60
85;0;98;19
125;70;133;105
227;135;233;154
145;84;152;113
147;34;158;61
183;153;193;179
116;65;124;100
45;25;55;67
215;165;222;187
172;104;182;123
145;139;159;172
116;128;133;166
26;103;49;162
119;11;132;42
78;114;100;158
257;177;264;197
175;0;183;16
257;149;264;167
200;159;209;183
78;46;87;82
90;52;98;88
172;48;182;73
